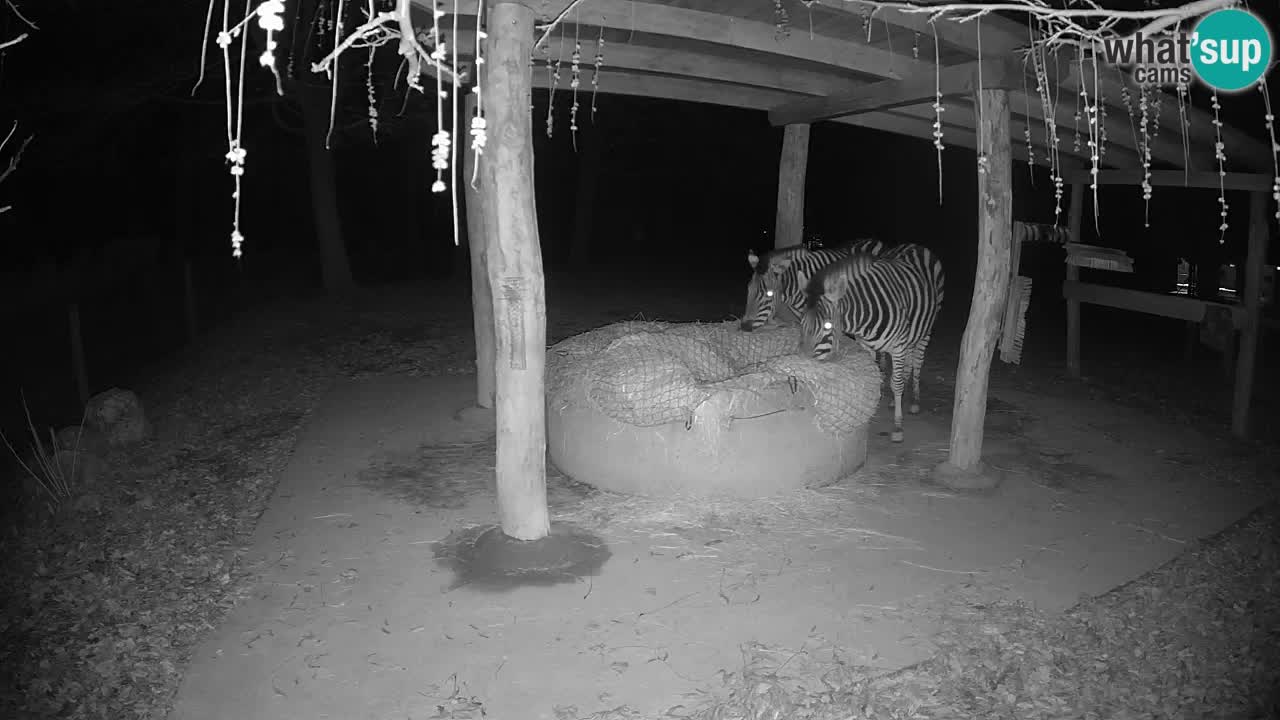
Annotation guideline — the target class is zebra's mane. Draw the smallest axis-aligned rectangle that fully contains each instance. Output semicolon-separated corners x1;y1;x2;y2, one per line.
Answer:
752;244;822;276
802;252;878;308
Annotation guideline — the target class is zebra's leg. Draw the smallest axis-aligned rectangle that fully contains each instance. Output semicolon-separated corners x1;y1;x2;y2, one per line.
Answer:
889;351;907;442
909;333;933;415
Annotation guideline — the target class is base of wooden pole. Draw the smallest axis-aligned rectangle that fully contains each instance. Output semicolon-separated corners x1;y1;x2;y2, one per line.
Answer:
433;523;611;592
451;404;497;442
931;460;1003;491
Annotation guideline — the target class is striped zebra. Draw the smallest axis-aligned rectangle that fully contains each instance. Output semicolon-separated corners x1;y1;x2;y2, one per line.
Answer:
799;243;945;443
740;238;888;332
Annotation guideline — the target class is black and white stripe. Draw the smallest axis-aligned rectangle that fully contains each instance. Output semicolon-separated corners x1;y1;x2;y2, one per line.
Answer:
798;243;945;443
740;238;887;332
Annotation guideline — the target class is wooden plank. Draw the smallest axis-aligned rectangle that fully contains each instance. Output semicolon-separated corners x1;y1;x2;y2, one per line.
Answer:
774;124;810;249
482;0;550;541
1232;191;1270;438
68;303;89;408
1065;181;1084;378
947;87;1013;474
462;90;496;409
1063;280;1246;326
769;57;1021;126
448;30;866;98
447;0;933;81
455;31;1127;170
533;70;1054;167
887;99;1143;169
810;0;1024;56
1063;168;1275;192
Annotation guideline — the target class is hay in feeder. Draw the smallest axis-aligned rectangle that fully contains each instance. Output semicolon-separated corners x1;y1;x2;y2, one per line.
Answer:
546;320;881;436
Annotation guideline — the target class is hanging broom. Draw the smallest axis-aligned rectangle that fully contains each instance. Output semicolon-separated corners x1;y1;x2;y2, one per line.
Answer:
999;275;1033;364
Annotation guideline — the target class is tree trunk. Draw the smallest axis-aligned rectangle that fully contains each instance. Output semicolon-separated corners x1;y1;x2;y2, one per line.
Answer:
300;82;356;295
464;91;496;409
1231;191;1270;438
774;123;810;249
482;0;550;541
946;88;1013;473
1065;181;1084;378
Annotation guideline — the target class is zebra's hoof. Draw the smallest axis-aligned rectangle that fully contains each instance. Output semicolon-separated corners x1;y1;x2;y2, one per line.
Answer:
909;403;920;415
890;429;904;443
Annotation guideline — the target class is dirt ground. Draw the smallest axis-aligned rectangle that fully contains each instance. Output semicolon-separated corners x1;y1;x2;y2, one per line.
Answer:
166;286;1276;719
4;274;1278;720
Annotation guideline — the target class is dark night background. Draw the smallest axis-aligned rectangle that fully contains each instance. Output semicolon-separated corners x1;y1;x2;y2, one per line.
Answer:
0;0;1276;450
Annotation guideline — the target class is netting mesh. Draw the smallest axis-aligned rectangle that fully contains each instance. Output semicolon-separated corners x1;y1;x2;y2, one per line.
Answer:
546;321;882;435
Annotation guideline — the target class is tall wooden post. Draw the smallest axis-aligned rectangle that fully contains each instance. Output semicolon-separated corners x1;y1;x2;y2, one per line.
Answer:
1231;191;1270;438
938;88;1013;485
1065;181;1084;378
481;0;550;541
774;123;810;249
68;303;89;407
463;91;496;409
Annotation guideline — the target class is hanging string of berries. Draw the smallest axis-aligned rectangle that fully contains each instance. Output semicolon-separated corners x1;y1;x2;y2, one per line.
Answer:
570;18;581;148
1211;90;1228;243
591;26;604;121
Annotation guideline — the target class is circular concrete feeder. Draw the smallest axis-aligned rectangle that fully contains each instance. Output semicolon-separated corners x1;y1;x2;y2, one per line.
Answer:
548;363;870;498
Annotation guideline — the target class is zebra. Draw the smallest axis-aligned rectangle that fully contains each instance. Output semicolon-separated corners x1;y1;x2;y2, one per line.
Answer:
798;243;945;443
740;237;888;333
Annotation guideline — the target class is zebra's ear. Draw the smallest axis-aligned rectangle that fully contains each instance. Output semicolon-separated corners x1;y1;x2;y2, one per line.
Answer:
747;250;760;269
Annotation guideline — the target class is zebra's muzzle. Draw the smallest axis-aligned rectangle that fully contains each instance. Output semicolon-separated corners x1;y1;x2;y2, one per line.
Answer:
811;330;835;360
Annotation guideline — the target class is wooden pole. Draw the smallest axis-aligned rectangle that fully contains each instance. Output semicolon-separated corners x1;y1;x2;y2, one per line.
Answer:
68;303;89;408
774;123;810;249
463;91;496;409
1231;191;1270;438
1065;181;1085;378
481;0;550;541
946;88;1013;474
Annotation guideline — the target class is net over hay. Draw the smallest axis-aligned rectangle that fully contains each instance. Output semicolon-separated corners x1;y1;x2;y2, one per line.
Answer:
546;321;881;498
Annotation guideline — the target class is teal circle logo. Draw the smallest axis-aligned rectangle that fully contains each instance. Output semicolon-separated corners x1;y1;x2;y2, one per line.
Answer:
1191;8;1273;92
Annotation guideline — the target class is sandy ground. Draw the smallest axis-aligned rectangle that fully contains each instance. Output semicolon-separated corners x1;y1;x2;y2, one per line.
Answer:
166;358;1271;720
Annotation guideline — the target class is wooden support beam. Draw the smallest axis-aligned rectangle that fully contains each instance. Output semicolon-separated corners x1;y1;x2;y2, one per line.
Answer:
68;303;89;408
1232;191;1271;439
463;91;495;409
945;87;1013;479
1065;182;1085;378
532;70;1054;169
813;1;1024;56
482;0;549;541
769;58;1021;126
1063;280;1245;325
774;124;810;249
1064;168;1276;192
444;0;932;82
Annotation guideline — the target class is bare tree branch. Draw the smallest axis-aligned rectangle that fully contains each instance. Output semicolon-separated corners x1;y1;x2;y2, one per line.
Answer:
0;32;27;50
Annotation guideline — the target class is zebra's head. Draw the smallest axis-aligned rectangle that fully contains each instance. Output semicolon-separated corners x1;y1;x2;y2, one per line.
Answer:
741;249;787;332
798;266;851;360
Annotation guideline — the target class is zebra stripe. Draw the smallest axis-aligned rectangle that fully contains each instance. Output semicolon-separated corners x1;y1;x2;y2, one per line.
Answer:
740;238;887;332
798;243;945;443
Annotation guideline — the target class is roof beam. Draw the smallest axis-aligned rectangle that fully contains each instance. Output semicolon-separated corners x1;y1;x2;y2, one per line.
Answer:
529;68;1049;169
441;0;934;82
769;56;1022;126
1063;168;1276;191
810;0;1026;55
